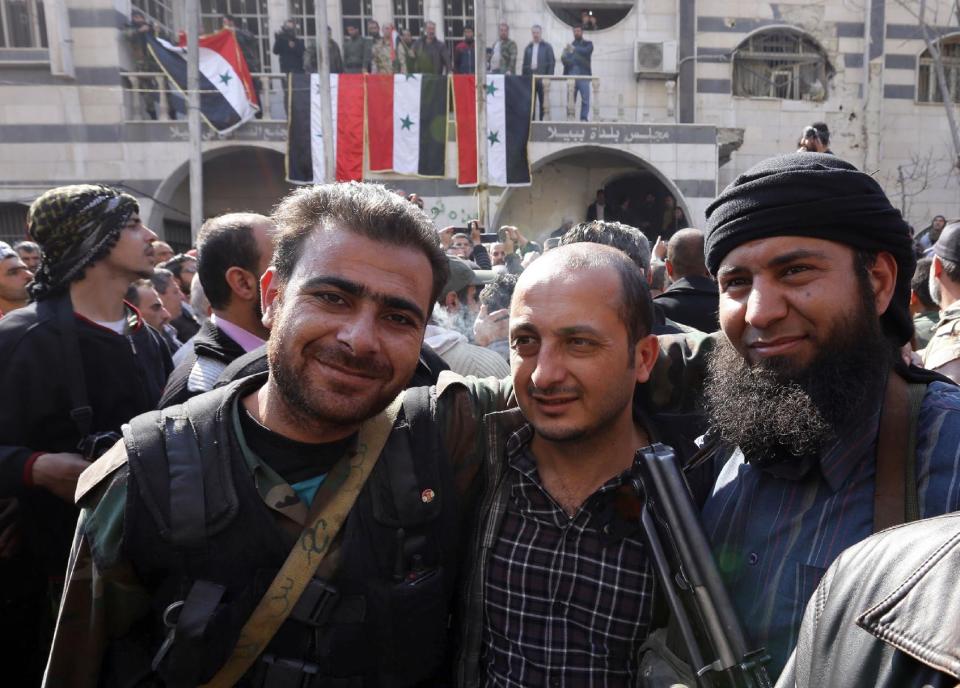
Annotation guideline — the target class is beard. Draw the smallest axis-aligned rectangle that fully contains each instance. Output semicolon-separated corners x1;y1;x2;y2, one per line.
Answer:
433;304;476;340
704;291;894;467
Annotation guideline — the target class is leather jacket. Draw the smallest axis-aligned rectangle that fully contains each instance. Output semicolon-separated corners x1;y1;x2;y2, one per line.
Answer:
777;512;960;687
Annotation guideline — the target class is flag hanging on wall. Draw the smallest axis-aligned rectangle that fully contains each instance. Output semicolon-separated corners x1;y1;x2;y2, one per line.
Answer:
367;74;448;177
454;74;533;187
286;73;365;183
148;30;259;133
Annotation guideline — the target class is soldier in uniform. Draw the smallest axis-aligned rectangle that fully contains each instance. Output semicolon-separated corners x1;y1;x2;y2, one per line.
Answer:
122;10;162;120
923;221;960;381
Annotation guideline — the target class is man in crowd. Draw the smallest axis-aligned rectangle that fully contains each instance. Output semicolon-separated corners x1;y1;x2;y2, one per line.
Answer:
397;27;417;74
522;25;555;119
910;257;939;349
158;254;201;341
151;264;199;343
14;239;41;272
561;25;593;121
917;213;947;253
694;153;960;680
472;272;517;361
654;228;718;332
922;221;960;381
489;22;517;74
0;185;172;685
342;21;371;73
160;213;275;406
272;19;305;75
0;242;33;315
371;22;398;73
454;25;476;74
586;188;608;221
414;21;450;74
122;10;167;120
126;279;179;354
366;18;381;41
426;257;508;378
797;122;832;154
150;239;174;264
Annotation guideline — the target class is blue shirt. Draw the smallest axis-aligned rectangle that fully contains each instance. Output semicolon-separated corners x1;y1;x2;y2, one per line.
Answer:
701;380;960;680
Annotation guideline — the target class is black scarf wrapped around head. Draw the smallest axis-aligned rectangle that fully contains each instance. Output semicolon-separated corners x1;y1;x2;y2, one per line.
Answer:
704;153;916;345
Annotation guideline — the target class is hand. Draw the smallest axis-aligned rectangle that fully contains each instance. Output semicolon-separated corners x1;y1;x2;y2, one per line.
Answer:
474;305;510;347
653;235;667;261
511;228;527;247
470;223;482;244
288;40;296;48
138;24;151;33
438;225;456;249
31;452;90;503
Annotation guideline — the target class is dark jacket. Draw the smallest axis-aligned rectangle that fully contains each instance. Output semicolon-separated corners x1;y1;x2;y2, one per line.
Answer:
170;307;201;343
0;295;172;568
454;40;475;74
586;201;608;222
160;318;247;408
342;34;371;72
777;512;960;688
412;36;450;74
522;41;555;75
653;275;720;333
561;38;592;75
272;31;305;73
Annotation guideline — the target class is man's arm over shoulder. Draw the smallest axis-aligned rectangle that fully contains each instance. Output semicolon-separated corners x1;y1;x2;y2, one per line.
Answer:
45;444;151;688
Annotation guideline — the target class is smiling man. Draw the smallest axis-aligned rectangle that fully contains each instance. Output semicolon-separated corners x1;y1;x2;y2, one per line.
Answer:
692;154;960;681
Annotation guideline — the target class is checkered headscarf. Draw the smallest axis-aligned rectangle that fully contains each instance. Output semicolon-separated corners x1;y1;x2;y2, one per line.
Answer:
27;184;139;300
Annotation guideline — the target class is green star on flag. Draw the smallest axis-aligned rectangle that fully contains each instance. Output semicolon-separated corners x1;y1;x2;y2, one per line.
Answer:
487;130;500;145
485;81;498;96
218;72;233;86
400;114;414;130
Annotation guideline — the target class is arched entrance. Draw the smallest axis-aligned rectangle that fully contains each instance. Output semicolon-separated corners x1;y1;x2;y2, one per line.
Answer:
150;145;293;250
493;146;689;243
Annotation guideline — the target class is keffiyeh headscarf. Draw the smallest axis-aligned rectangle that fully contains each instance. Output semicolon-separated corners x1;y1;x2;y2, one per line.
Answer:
704;153;916;345
27;184;139;300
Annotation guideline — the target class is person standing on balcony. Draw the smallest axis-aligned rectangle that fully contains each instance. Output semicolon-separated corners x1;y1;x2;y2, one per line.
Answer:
489;22;517;74
561;25;593;121
454;25;476;74
522;25;555;120
372;22;399;74
343;21;371;73
122;10;166;120
413;21;450;75
398;27;417;74
273;19;305;114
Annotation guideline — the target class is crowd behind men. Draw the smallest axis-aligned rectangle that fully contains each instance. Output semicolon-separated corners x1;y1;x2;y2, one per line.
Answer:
1;149;959;688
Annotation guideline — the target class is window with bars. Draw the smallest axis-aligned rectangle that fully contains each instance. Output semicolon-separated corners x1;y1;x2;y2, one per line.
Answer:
918;38;960;104
0;203;28;246
0;0;47;49
341;0;373;36
443;0;472;55
132;0;174;35
732;29;831;101
393;0;422;36
198;0;269;72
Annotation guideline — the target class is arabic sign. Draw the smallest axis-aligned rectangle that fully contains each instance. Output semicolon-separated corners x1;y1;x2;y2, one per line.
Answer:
162;122;287;142
531;123;716;145
425;197;478;227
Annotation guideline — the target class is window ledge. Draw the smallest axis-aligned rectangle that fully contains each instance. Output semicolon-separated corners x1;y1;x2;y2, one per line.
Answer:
0;48;50;65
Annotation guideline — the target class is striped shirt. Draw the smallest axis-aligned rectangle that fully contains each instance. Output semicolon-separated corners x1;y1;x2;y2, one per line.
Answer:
481;424;655;687
701;380;960;680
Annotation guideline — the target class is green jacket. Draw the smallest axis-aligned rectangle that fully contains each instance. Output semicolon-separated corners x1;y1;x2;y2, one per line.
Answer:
490;38;517;74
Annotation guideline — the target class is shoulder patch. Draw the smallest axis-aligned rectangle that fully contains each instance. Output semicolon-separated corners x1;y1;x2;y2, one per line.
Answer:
75;440;129;504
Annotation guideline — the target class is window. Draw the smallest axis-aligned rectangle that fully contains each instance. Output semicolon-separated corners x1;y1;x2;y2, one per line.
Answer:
443;0;472;55
0;0;47;48
132;0;173;35
732;29;832;100
0;203;28;246
393;0;422;36
341;0;373;36
547;3;632;31
199;0;269;72
918;36;960;103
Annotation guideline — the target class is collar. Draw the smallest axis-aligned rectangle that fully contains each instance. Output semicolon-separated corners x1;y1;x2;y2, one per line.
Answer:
212;313;265;353
664;275;717;294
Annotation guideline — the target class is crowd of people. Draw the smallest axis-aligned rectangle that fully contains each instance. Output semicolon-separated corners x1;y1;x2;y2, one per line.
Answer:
1;152;960;688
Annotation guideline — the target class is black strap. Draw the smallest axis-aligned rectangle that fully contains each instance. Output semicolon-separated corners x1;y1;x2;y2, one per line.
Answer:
163;413;208;549
38;294;93;438
161;580;226;687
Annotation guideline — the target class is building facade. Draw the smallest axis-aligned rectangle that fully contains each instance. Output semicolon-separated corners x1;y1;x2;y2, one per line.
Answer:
1;0;958;246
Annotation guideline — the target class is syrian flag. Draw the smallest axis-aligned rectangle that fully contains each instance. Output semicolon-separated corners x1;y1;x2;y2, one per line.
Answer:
367;74;447;177
455;75;533;187
147;30;258;133
286;73;364;183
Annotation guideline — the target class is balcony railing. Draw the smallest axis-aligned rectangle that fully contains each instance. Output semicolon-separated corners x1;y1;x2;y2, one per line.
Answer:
119;72;660;127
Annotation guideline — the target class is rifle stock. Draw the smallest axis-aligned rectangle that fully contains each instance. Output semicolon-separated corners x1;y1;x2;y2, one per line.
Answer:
633;443;771;688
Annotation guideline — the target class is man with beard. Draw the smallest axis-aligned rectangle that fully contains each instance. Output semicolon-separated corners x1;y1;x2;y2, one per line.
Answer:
160;213;275;406
0;241;33;315
44;182;513;687
692;153;960;681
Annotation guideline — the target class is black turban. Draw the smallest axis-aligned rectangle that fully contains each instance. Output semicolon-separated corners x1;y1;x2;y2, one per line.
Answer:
704;153;916;345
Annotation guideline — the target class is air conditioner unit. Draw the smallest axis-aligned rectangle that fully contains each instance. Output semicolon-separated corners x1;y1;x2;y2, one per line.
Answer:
634;40;678;77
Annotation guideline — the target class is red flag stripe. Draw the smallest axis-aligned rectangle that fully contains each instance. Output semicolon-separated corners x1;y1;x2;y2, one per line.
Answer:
336;74;365;181
453;75;478;187
366;75;394;172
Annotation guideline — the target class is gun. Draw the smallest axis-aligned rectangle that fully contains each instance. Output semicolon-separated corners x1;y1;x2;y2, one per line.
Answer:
633;443;771;688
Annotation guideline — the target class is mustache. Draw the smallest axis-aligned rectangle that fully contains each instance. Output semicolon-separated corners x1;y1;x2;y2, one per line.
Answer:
527;383;581;397
309;343;393;379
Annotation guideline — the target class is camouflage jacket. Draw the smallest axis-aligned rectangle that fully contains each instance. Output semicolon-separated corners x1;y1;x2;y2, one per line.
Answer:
371;39;399;74
923;302;960;373
122;23;161;71
490;38;517;74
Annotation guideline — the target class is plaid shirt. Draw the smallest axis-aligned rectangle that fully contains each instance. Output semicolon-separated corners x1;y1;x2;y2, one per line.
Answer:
480;424;655;687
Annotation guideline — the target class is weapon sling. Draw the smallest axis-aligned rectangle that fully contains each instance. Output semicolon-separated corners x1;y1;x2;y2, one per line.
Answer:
200;393;404;688
873;372;925;532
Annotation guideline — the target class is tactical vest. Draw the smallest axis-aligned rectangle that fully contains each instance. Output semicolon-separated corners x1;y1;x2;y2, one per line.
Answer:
105;374;459;688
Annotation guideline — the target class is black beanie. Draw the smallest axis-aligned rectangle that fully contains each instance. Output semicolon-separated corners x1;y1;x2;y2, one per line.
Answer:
704;153;915;345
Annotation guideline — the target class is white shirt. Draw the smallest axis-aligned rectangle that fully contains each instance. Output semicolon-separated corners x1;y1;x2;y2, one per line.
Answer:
530;41;539;70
